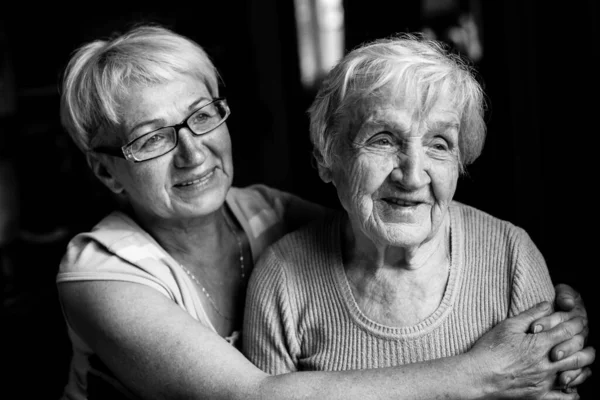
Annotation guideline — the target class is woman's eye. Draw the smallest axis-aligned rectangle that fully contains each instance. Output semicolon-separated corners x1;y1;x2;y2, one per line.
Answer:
431;138;450;151
191;112;210;124
369;134;394;147
141;133;167;149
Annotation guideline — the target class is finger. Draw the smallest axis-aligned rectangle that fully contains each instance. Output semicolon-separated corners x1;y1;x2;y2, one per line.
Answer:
554;284;586;320
510;301;553;331
541;389;580;400
550;334;585;361
541;317;585;346
557;369;582;387
554;283;579;311
553;347;596;372
565;367;592;388
531;310;589;337
531;311;570;333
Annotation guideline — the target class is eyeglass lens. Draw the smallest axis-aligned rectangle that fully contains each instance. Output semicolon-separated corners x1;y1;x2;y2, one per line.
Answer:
129;100;228;161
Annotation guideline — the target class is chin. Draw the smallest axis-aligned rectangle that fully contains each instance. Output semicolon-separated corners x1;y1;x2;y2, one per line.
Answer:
181;176;231;213
190;192;228;217
373;222;430;248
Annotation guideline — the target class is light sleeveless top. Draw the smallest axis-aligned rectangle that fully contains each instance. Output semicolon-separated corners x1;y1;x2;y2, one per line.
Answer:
56;184;326;400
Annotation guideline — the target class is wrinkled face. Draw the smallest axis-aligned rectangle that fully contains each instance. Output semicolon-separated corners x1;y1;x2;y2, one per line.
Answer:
106;75;233;223
329;93;460;248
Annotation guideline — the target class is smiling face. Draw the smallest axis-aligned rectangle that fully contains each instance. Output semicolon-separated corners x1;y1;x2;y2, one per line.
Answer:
101;74;233;224
328;92;461;249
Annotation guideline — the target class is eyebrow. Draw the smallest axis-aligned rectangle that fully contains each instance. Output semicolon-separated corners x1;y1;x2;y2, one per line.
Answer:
128;96;212;136
360;117;410;134
428;120;460;132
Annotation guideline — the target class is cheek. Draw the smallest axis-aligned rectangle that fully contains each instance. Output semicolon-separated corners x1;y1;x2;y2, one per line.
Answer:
352;156;391;192
335;155;393;210
431;162;458;205
123;163;168;199
213;129;233;162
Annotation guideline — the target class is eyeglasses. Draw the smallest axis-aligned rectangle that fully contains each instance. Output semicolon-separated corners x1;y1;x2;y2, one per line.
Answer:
93;98;231;163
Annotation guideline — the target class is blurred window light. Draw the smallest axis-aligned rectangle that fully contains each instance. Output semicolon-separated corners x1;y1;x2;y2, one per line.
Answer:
294;0;345;88
420;0;483;63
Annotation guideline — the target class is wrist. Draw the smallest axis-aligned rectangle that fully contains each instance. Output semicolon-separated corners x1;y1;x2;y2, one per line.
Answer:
456;351;501;400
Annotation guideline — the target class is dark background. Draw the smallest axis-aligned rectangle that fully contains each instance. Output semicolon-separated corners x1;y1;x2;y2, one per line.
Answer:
1;1;597;398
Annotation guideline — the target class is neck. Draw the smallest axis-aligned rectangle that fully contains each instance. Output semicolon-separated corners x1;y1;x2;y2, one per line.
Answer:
133;206;228;266
342;214;450;272
130;205;248;335
341;214;451;327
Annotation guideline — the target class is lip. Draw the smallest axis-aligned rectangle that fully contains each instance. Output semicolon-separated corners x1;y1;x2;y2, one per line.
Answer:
380;197;428;207
173;167;217;188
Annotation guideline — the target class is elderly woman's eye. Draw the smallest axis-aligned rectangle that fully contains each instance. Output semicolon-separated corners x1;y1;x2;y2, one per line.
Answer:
431;139;450;151
369;134;394;147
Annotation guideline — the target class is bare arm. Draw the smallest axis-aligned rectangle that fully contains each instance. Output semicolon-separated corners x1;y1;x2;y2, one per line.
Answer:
59;281;591;400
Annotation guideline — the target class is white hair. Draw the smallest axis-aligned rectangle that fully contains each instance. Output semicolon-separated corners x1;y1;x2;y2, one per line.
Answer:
309;32;486;173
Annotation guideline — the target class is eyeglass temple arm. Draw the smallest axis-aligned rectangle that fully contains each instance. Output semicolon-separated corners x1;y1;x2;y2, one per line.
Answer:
92;146;127;159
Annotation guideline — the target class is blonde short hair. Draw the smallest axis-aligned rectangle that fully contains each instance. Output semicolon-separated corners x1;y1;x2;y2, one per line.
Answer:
60;24;220;152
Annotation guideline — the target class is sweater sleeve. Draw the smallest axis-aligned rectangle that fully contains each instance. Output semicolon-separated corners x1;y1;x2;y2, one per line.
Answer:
242;245;300;375
509;227;555;316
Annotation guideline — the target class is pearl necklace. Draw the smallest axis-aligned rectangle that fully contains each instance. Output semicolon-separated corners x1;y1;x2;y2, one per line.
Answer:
179;207;245;320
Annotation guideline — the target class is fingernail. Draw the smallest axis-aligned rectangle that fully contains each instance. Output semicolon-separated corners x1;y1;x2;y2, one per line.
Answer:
557;351;564;360
563;376;571;387
533;324;542;333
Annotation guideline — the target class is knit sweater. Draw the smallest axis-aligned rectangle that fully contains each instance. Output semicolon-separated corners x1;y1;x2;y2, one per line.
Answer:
242;201;554;373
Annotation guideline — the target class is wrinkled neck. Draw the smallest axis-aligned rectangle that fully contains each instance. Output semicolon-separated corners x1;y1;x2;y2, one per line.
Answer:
341;213;450;272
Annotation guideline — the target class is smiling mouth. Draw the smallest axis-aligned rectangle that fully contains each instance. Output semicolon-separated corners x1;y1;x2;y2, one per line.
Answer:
175;169;215;187
382;198;423;207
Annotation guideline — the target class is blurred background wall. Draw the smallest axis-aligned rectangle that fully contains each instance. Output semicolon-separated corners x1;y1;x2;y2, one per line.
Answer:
1;0;597;397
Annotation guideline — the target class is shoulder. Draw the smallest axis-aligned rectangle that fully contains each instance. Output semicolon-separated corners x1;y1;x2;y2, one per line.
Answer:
257;211;339;272
451;201;529;242
227;184;288;226
451;201;543;267
228;184;327;216
228;184;330;246
57;210;166;278
228;184;289;210
249;213;339;298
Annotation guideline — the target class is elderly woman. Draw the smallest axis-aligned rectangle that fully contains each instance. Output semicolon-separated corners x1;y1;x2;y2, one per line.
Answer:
243;33;595;394
56;25;592;400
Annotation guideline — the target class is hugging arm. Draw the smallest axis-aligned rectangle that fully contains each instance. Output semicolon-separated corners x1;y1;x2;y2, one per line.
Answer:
60;279;590;400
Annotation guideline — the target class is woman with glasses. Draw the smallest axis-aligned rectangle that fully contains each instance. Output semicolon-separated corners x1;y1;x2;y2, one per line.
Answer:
56;24;593;400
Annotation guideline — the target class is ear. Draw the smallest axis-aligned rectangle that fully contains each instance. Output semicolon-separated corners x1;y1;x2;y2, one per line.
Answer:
86;153;125;195
317;163;334;185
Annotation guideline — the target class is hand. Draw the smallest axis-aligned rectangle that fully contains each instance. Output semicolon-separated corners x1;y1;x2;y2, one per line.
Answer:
529;284;595;390
469;301;590;399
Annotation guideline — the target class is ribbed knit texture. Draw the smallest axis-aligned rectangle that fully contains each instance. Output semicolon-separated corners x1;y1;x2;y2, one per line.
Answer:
242;201;554;373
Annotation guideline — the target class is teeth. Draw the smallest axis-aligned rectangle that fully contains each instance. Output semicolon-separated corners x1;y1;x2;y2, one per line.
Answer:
387;199;418;206
180;179;201;187
179;170;213;186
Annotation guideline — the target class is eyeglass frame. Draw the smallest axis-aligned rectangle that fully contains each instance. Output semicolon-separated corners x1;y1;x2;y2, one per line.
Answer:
92;98;231;163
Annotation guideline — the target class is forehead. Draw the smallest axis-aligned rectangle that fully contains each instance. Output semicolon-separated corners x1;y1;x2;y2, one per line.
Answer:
355;92;460;135
119;76;212;135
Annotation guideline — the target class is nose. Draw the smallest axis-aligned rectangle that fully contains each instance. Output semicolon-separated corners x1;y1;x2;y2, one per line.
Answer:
389;147;430;190
173;128;207;168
